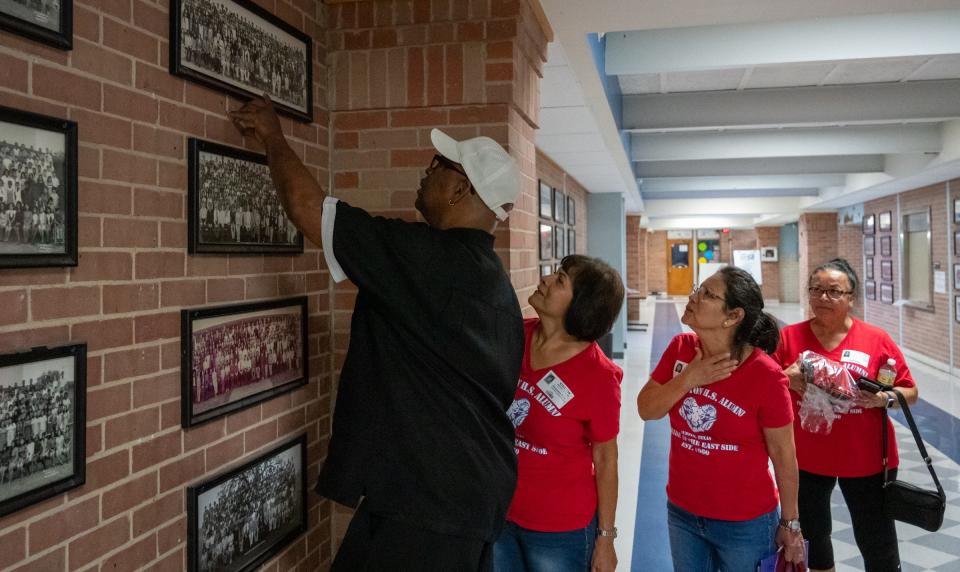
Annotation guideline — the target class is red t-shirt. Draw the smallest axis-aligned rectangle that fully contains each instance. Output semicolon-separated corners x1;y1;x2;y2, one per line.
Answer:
651;333;794;521
773;319;916;477
506;319;622;532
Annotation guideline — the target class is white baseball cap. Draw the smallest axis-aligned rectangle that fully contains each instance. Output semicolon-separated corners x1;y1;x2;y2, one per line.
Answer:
430;128;521;221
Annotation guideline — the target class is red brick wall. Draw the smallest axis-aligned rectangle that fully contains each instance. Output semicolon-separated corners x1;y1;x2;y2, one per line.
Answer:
625;216;642;320
952;178;960;369
648;230;667;294
536;148;589;279
861;196;899;341
799;213;838;319
0;0;332;570
836;222;864;320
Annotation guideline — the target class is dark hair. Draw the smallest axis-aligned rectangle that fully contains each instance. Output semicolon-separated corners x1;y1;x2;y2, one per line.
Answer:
717;266;779;355
809;257;859;296
560;255;625;342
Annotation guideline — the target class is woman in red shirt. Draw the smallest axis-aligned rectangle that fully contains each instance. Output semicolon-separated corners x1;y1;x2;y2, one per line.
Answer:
773;258;918;572
638;267;805;570
493;255;624;572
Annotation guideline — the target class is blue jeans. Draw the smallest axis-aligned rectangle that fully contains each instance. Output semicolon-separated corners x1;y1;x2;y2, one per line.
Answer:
667;501;778;572
492;515;597;572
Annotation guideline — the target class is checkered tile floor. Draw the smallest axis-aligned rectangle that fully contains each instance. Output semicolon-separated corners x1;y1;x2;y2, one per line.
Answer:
832;422;960;572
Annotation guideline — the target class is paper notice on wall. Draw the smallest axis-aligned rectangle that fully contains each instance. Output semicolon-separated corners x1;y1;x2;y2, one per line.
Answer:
732;250;763;285
935;271;946;294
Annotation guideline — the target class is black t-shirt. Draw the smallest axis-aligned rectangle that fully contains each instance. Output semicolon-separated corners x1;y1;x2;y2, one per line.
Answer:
316;201;524;541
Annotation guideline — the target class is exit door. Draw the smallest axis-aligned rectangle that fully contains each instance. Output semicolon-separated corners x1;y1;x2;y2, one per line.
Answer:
667;238;693;296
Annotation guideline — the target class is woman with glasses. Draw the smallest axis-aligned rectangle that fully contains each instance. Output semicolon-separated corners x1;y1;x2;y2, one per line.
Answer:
773;258;918;572
638;267;805;570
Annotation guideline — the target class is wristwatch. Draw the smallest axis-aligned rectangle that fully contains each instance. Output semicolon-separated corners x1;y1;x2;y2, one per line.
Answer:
779;518;802;534
884;392;896;409
597;527;618;538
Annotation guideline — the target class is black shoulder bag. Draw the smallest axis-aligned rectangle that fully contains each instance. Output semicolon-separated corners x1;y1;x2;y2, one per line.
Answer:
881;388;946;532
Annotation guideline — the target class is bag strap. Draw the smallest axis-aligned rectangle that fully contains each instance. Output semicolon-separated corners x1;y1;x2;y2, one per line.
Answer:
882;389;945;497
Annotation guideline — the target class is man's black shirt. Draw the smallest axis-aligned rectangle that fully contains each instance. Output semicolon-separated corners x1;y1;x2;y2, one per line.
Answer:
317;201;524;541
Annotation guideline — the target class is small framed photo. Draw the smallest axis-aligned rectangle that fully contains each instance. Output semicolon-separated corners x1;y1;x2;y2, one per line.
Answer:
956;296;960;323
955;264;960;290
170;0;313;122
567;196;576;225
880;235;892;257
880;283;894;304
955;232;960;257
954;199;960;226
188;139;302;254
567;228;576;256
0;343;86;518
539;263;551;278
553;189;565;223
865;280;876;301
188;434;307;572
0;106;78;268
865;258;874;280
538;223;552;260
881;259;893;282
760;246;778;262
554;225;564;259
0;0;71;49
864;235;875;257
538;181;552;219
182;297;308;428
862;213;875;235
879;211;892;232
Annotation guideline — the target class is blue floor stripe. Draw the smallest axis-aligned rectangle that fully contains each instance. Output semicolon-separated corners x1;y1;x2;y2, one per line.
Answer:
632;302;683;572
890;398;960;466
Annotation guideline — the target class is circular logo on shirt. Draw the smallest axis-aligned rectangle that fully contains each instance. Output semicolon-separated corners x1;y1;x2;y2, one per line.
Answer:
507;398;531;429
679;397;718;433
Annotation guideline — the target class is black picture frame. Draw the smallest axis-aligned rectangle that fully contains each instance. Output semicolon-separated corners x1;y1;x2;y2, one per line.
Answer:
954;264;960;290
538;181;552;219
880;235;892;257
567;196;576;225
187;434;307;572
567;228;576;256
865;280;876;301
0;105;78;268
879;211;892;232
0;343;86;518
880;283;894;304
170;0;313;122
864;235;875;257
181;297;308;428
553;189;565;223
865;257;874;280
862;213;875;235
954;199;960;226
553;225;564;259
188;138;303;254
956;296;960;323
539;263;551;278
881;259;893;282
0;0;71;49
538;223;552;260
955;232;960;257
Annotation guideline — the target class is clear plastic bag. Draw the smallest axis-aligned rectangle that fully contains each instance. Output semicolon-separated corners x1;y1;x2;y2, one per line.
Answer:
796;350;861;434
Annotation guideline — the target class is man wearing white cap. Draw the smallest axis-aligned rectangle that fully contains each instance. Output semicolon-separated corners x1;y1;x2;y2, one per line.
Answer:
230;97;524;570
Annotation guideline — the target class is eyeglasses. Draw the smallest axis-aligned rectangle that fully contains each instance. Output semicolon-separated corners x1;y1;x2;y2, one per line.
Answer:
428;154;469;179
807;286;853;300
690;285;723;302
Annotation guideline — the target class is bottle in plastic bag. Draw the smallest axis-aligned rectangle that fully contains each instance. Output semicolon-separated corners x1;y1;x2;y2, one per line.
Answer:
877;358;897;386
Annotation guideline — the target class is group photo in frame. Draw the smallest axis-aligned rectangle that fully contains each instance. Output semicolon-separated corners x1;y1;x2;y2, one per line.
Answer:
187;434;307;572
170;0;313;122
0;343;85;518
539;223;552;260
862;213;875;234
956;296;960;323
879;211;892;232
181;297;308;428
865;280;876;301
954;198;960;226
864;235;875;257
954;263;960;290
554;225;564;259
865;257;874;280
188;138;303;254
881;259;894;282
567;196;576;226
0;0;71;49
0;106;78;268
880;283;894;305
553;189;565;223
568;228;576;256
538;181;552;219
880;235;892;257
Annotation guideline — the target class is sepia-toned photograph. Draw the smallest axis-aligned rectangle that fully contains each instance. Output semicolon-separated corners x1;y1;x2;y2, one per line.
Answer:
188;139;302;254
188;434;306;572
0;106;77;268
539;181;552;219
0;0;71;49
880;235;892;258
181;297;308;427
0;343;85;518
171;0;312;121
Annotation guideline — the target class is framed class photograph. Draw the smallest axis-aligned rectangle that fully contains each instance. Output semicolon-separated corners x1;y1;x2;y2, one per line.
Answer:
880;283;894;305
864;280;876;301
878;211;892;232
864;235;875;257
862;213;875;235
188;434;306;572
955;232;960;257
865;257;874;280
0;0;71;49
181;297;307;428
881;259;893;282
955;199;960;226
880;235;892;257
0;343;85;518
170;0;313;122
538;181;552;219
553;225;564;259
567;196;576;226
188;139;302;254
567;228;576;256
553;189;565;223
0;106;77;268
955;264;960;290
956;296;960;323
539;223;552;260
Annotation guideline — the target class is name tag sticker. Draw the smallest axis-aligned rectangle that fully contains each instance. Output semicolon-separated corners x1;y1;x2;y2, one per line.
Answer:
840;349;871;368
673;360;688;377
537;371;574;409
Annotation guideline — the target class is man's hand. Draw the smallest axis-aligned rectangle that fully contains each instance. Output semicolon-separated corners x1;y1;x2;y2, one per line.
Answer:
591;537;617;572
228;95;284;147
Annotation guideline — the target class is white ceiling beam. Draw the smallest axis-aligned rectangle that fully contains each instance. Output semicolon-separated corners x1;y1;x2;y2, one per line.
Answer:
640;175;846;192
644;196;813;217
605;10;960;75
623;80;960;131
645;215;776;230
637;155;885;177
642;189;819;200
630;125;942;162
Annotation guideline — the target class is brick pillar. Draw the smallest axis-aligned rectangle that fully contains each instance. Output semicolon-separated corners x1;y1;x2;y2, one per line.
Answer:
756;226;781;302
625;216;642;320
648;230;667;294
799;213;839;317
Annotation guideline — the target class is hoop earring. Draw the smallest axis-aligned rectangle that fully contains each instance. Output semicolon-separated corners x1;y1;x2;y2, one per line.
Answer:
448;199;456;206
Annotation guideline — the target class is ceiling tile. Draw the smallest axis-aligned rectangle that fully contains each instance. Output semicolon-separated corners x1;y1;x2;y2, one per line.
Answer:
618;73;661;94
746;62;837;89
541;66;586;108
538;107;598;134
662;68;746;92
